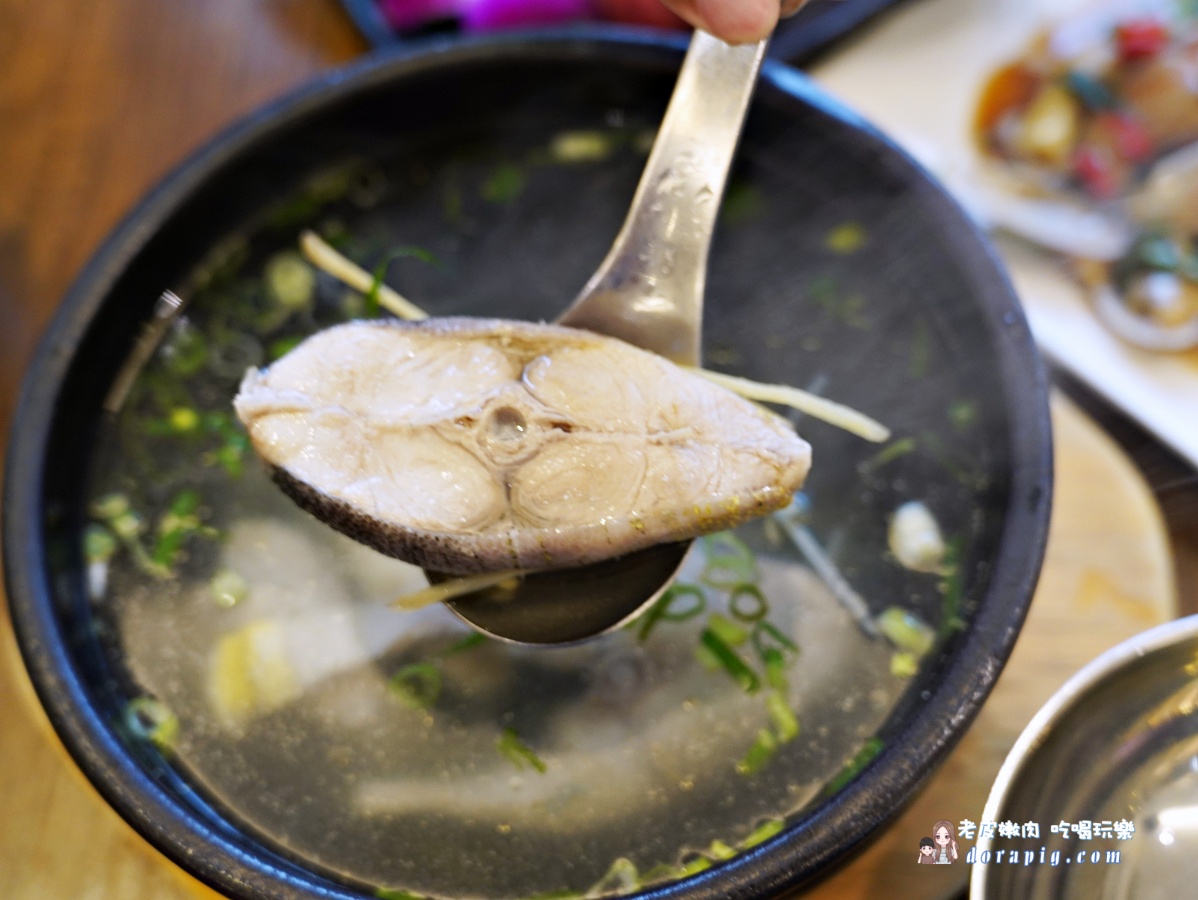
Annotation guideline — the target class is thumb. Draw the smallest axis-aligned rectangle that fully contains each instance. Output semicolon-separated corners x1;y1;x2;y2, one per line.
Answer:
658;0;783;44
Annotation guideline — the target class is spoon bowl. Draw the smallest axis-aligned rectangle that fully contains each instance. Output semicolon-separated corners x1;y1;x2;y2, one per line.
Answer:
443;541;690;644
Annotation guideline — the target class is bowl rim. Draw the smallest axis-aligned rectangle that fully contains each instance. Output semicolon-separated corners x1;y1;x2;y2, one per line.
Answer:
3;26;1053;900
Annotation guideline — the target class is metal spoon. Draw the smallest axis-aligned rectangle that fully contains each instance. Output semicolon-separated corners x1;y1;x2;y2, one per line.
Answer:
443;31;768;645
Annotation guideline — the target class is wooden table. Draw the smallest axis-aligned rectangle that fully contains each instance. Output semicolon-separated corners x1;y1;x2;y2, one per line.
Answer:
1;2;1196;897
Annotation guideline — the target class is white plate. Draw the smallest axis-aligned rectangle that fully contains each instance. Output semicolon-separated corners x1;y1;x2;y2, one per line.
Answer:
810;0;1198;466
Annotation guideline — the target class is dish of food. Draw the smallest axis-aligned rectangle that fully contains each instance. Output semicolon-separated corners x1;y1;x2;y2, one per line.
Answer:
3;36;1050;900
813;0;1198;467
973;0;1198;351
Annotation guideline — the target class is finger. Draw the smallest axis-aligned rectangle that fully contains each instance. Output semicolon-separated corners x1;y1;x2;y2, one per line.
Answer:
658;0;781;44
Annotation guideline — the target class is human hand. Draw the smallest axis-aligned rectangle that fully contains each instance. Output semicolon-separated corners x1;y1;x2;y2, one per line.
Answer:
656;0;807;44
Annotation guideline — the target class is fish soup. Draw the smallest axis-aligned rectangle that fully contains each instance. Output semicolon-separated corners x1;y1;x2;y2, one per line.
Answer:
79;95;1002;897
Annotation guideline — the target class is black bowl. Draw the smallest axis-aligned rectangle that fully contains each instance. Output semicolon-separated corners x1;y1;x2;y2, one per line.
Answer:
3;29;1051;900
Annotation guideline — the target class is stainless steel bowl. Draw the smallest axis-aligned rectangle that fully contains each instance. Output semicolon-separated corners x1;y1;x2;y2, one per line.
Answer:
973;615;1198;900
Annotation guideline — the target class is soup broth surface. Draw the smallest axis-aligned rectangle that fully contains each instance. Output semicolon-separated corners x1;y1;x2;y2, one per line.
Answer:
83;110;998;897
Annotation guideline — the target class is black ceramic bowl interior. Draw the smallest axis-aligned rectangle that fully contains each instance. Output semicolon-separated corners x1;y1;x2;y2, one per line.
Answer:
3;30;1051;900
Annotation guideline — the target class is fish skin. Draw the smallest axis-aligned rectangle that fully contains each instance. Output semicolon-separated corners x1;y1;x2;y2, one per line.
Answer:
234;318;811;574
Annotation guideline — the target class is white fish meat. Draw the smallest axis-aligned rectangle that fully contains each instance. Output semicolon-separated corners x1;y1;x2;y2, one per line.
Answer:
234;318;811;574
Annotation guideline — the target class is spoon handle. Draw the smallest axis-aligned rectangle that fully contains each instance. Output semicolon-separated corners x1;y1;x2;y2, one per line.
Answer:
559;32;767;366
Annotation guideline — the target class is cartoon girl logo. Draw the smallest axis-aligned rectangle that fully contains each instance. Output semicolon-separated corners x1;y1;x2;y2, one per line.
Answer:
917;836;936;864
931;820;959;864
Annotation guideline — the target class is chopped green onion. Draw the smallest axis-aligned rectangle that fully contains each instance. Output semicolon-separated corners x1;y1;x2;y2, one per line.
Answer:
741;818;785;848
151;528;188;568
482;163;525;204
151;490;207;569
708;840;736;861
588;858;638;894
859;436;917;474
265;252;316;312
752;620;798;658
168;489;201;518
890;651;920;678
938;536;968;639
365;246;443;317
202;410;234;437
825;222;866;254
706;613;749;647
548;130;617;163
702;532;756;568
761;647;789;691
389;663;442;711
766;691;800;743
210;569;249;609
110;516;170;579
736;728;778;775
876;607;935;657
268;335;304;360
728;583;768;623
496;727;546;773
167;407;200;434
124;697;179;752
209;433;249;477
638;863;681;886
698;629;760;693
823;737;884;796
699;533;756;582
695;643;721;672
363;266;383;318
700;556;757;589
89;493;130;521
83;524;118;564
638;583;706;641
299;231;428;321
375;890;426;900
110;510;143;541
948;400;977;430
444;632;487;655
676;856;713;877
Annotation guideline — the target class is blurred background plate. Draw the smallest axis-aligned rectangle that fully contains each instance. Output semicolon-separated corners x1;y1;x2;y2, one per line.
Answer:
811;0;1198;470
